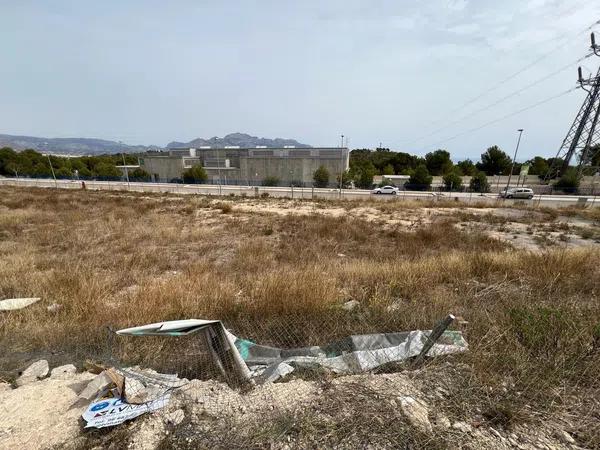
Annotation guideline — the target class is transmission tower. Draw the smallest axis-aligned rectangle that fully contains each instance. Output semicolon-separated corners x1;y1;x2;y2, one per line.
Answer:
546;33;600;180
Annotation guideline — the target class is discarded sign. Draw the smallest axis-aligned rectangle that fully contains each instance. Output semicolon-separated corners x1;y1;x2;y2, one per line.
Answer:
0;297;40;311
82;392;170;428
116;317;468;384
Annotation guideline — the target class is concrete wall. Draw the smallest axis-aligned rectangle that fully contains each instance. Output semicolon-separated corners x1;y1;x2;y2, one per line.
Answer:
140;147;349;185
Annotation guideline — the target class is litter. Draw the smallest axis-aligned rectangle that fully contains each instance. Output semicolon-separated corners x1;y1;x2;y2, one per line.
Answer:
0;297;40;311
79;367;177;427
116;317;468;384
82;390;170;428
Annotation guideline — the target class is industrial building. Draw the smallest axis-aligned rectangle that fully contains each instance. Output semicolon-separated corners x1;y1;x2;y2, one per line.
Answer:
139;146;349;186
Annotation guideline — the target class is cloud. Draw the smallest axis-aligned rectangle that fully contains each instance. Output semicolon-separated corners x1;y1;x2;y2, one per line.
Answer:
447;0;469;11
448;23;481;35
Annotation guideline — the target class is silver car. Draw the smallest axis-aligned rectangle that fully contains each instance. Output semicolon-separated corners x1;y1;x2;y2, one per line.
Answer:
499;188;534;199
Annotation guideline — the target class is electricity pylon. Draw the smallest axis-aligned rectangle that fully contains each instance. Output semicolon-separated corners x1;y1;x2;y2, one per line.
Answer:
546;33;600;180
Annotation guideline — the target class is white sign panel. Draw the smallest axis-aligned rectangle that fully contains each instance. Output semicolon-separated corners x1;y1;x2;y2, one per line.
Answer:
82;394;170;428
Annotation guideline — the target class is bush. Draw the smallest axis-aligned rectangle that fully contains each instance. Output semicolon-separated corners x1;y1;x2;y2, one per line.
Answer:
406;165;432;191
262;176;280;187
182;165;208;184
442;170;463;191
469;170;490;193
313;165;330;188
554;168;580;193
129;167;151;182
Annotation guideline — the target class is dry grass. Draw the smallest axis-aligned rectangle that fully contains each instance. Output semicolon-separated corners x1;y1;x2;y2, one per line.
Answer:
1;186;599;444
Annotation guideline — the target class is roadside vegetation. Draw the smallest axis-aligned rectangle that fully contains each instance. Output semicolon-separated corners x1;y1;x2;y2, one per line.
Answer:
0;186;599;446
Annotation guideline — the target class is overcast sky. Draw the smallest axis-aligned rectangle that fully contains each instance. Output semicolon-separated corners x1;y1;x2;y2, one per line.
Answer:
1;0;600;161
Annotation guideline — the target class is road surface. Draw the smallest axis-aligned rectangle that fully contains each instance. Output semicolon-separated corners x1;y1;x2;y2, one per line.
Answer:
1;177;598;208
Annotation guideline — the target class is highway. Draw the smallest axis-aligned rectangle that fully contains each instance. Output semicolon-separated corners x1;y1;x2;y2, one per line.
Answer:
1;177;598;208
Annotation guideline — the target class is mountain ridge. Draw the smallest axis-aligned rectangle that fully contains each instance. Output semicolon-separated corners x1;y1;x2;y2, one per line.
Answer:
0;132;311;155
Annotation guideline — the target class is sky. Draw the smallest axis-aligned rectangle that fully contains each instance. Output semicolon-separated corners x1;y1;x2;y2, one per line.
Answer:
1;0;600;161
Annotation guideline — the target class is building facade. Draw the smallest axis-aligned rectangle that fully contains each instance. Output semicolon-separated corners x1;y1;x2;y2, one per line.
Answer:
139;147;349;186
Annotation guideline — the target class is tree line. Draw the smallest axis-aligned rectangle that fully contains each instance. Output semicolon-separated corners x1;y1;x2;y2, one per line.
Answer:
0;147;151;180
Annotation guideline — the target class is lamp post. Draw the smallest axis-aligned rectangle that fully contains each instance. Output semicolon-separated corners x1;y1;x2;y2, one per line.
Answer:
46;154;58;188
216;147;222;196
505;129;524;195
339;134;344;199
121;152;130;189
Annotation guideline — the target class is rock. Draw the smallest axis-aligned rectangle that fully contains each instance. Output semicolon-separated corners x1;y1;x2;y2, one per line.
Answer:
435;413;451;429
74;370;116;406
50;364;77;380
165;409;185;426
398;396;432;433
46;303;62;313
342;300;360;311
0;382;12;392
556;430;575;445
452;421;473;433
124;377;147;403
16;360;49;386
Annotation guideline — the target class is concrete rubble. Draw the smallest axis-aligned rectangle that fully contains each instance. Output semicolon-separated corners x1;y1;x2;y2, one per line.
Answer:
16;360;49;386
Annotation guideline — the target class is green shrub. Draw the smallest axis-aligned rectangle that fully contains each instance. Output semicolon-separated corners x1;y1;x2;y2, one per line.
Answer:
182;165;208;183
313;165;330;188
262;176;280;187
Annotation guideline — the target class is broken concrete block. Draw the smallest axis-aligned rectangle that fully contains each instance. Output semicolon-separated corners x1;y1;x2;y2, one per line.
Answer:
399;396;432;433
50;364;77;380
16;360;49;386
124;376;147;404
74;371;114;406
342;300;360;311
165;409;185;426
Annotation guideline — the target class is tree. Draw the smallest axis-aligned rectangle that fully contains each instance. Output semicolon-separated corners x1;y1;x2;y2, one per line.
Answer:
129;167;151;181
477;146;512;175
93;162;121;179
54;167;72;179
456;159;476;176
262;176;280;186
337;170;352;188
469;170;490;193
382;164;394;175
527;156;550;177
425;149;453;175
406;165;432;191
443;169;463;191
350;161;376;189
554;168;580;193
182;164;208;183
313;165;330;188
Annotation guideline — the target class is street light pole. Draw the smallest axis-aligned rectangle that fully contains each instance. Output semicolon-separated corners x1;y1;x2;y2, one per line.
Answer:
505;129;524;195
122;153;130;190
46;154;58;189
216;147;222;196
339;134;344;199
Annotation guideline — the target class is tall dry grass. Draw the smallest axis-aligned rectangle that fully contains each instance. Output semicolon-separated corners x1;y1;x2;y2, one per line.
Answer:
0;186;599;440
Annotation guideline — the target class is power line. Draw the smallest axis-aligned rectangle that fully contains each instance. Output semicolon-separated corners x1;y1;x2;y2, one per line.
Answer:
419;18;600;130
419;86;578;149
406;52;594;148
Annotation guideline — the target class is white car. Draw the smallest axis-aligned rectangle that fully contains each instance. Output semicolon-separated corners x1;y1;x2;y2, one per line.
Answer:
499;187;534;199
372;185;399;195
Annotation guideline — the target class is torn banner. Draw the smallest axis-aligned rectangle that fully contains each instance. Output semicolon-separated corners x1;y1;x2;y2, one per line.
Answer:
83;391;170;428
117;319;468;384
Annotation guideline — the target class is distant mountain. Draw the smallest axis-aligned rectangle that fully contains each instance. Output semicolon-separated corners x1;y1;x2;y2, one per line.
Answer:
0;134;159;155
167;132;311;149
0;132;311;155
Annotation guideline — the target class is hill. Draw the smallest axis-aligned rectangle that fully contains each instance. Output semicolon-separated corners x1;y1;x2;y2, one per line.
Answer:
167;132;310;149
